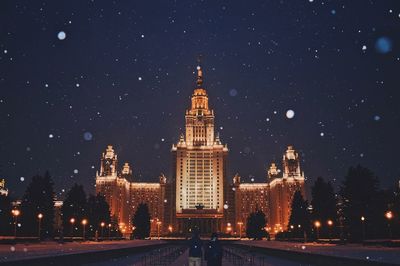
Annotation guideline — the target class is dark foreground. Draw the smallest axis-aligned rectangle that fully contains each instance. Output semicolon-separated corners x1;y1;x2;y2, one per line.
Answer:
1;240;399;266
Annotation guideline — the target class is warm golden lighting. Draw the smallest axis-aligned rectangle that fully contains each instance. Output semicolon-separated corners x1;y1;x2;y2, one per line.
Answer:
226;222;232;233
314;221;321;228
361;216;365;221
327;220;333;226
70;218;75;224
385;211;393;220
12;209;20;216
100;222;105;227
38;213;43;219
290;225;294;229
108;223;112;228
168;225;172;232
82;219;88;225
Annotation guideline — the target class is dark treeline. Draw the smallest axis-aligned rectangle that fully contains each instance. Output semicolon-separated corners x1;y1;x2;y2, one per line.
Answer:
131;203;151;239
0;172;121;239
277;165;400;242
246;209;268;240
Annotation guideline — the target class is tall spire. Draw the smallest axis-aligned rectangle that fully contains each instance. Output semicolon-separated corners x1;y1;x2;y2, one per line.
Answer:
197;65;203;87
196;55;203;87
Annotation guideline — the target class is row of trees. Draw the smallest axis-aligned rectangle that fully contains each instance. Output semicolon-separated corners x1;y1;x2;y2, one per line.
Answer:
0;172;121;239
286;165;400;242
246;210;268;240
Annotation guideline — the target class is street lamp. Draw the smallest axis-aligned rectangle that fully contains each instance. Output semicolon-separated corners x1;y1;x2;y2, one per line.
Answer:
226;223;232;235
82;219;88;241
237;222;243;239
11;209;20;238
37;213;43;240
327;220;333;241
314;221;321;240
157;220;162;240
168;225;173;234
108;223;112;239
100;222;105;238
385;211;393;239
70;218;76;239
361;216;366;242
150;219;154;239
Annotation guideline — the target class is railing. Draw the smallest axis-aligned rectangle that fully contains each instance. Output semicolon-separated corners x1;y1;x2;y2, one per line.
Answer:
223;245;270;266
136;245;187;266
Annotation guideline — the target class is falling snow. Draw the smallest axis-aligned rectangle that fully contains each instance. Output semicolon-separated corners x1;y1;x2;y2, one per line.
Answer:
286;109;295;119
57;31;66;40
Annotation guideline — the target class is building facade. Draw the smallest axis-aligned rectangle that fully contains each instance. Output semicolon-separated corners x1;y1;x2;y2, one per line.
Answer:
233;146;305;235
95;66;306;237
0;179;8;196
95;145;165;234
170;66;229;234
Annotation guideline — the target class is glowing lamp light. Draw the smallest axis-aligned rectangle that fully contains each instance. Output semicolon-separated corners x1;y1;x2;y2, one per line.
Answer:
82;219;88;225
361;216;365;221
12;209;20;216
327;220;333;226
38;213;43;219
385;211;393;220
100;222;105;227
314;221;321;228
70;218;75;224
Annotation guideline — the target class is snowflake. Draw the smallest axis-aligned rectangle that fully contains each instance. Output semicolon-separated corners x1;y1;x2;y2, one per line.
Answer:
286;109;295;119
57;31;66;40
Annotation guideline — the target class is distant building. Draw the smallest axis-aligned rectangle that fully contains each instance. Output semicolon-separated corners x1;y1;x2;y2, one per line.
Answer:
95;65;306;236
0;179;8;196
95;145;165;234
169;65;229;234
233;146;305;234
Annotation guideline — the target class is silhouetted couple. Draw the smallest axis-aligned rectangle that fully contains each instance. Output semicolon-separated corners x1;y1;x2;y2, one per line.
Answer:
188;232;222;266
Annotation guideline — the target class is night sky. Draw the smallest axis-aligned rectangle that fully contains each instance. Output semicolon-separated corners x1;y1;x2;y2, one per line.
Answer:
1;0;400;199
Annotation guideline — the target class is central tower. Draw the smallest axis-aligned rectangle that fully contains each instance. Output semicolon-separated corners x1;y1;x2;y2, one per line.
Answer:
171;65;228;234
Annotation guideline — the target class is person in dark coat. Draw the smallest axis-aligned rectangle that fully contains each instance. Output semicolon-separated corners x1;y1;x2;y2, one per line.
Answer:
188;230;203;266
204;232;223;266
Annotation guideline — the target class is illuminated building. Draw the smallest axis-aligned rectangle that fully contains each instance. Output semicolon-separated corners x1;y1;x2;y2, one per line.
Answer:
0;179;8;196
95;145;165;234
233;146;305;234
170;65;228;233
95;65;305;237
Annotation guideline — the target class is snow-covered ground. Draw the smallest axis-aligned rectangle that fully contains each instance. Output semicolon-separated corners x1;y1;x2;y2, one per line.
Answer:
236;240;400;264
0;240;165;262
